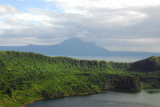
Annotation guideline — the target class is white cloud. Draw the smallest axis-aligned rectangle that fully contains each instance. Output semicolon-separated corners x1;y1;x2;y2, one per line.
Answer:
98;37;160;52
0;37;39;46
46;0;160;12
0;5;19;15
91;10;147;26
107;11;146;23
0;2;160;52
0;21;12;29
0;30;4;35
14;13;53;22
0;5;53;23
75;30;91;38
44;0;149;26
0;5;60;37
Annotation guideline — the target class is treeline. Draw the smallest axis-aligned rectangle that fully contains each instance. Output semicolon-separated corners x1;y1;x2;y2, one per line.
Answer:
0;51;160;107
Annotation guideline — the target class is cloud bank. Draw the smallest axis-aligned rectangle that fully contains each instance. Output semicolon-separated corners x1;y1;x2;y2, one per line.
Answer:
0;0;160;52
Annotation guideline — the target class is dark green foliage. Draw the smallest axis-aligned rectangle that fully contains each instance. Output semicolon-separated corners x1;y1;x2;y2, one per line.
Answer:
129;56;160;72
0;51;159;107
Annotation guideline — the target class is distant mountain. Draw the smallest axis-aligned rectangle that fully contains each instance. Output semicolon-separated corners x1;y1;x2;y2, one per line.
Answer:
0;38;159;57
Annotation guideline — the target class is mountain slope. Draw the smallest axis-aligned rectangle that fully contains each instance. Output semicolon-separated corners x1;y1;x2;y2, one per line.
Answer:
0;38;159;57
129;56;160;72
0;38;111;56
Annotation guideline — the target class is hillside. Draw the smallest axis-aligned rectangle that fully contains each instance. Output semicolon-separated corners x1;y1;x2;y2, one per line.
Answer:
130;56;160;72
0;38;159;57
0;51;160;107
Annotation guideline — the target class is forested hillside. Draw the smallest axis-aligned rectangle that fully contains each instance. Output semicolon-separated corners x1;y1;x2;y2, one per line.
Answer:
0;51;160;107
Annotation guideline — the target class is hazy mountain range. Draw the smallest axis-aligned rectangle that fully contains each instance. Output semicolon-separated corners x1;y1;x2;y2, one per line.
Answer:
0;38;159;57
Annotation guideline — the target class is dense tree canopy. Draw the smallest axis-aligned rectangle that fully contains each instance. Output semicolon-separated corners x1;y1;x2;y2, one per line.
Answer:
0;51;160;107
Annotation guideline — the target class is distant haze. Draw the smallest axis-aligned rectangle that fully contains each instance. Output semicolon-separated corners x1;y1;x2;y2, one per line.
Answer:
0;38;159;57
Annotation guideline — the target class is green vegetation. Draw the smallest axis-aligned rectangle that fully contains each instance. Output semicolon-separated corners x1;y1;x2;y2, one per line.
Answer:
0;51;160;107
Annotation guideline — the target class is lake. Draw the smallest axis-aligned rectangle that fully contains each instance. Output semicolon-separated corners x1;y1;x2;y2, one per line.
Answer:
26;89;160;107
51;56;147;62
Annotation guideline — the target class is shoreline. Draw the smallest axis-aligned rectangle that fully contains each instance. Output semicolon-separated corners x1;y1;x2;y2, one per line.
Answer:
23;87;142;107
23;88;140;107
23;92;99;107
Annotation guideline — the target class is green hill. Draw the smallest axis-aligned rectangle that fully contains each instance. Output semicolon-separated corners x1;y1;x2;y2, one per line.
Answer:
129;56;160;72
0;51;160;107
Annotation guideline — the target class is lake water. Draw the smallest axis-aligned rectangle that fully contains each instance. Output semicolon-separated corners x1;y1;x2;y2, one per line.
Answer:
26;89;160;107
51;56;147;62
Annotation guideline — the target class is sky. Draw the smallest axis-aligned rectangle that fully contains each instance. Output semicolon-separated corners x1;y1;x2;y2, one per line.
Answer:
0;0;160;52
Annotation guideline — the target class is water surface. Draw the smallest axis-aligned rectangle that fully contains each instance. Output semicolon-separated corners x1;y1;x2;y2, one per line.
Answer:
26;89;160;107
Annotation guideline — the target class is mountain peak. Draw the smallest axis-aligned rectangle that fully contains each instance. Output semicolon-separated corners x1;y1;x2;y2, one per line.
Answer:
27;44;34;46
62;38;84;44
0;38;159;57
61;38;97;47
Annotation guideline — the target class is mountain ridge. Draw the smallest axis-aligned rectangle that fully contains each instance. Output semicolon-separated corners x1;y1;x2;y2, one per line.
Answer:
0;38;159;57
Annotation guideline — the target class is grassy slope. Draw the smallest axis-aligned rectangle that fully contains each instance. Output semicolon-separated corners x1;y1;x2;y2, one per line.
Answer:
0;51;160;107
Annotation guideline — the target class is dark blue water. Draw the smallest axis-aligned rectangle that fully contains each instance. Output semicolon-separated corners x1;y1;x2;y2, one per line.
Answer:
26;89;160;107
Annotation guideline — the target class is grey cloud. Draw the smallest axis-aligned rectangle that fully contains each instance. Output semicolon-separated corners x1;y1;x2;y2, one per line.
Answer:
0;5;160;52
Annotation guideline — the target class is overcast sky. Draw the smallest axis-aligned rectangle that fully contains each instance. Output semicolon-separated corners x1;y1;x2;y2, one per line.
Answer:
0;0;160;52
